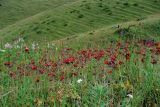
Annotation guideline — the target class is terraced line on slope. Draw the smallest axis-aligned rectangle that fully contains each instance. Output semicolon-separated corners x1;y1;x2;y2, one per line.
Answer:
52;13;160;46
0;0;78;29
0;0;160;43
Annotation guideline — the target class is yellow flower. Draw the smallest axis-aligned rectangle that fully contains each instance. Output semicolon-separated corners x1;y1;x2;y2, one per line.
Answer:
48;97;55;103
34;98;43;106
125;80;133;90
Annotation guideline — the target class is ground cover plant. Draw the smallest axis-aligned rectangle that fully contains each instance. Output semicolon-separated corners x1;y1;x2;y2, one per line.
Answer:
0;34;160;106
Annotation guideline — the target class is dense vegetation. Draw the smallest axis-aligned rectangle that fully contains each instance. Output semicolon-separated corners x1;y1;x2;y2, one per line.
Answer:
0;0;160;106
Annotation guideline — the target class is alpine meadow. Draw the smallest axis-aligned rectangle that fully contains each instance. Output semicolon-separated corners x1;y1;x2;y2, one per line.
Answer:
0;0;160;107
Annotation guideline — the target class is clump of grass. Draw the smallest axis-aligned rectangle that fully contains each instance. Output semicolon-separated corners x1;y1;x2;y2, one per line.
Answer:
32;26;39;31
63;23;68;27
115;26;136;39
136;17;145;21
50;20;55;23
102;7;111;13
36;30;42;34
123;2;130;7
133;3;138;7
78;14;84;18
70;9;80;13
98;3;103;8
116;1;120;4
85;3;91;10
153;0;158;3
108;12;113;15
90;20;94;22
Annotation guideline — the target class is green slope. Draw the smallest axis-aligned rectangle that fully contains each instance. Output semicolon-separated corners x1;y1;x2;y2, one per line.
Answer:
51;13;160;49
0;0;78;29
0;0;160;43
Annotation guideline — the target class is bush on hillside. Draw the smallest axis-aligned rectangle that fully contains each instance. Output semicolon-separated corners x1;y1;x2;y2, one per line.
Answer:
123;2;130;7
133;3;138;7
78;14;84;18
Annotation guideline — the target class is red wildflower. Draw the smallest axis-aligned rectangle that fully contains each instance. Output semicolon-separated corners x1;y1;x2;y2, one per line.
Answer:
31;65;37;70
73;64;78;67
60;76;64;81
25;47;29;53
118;60;123;65
71;72;78;76
48;73;56;77
93;50;105;60
156;42;160;49
104;60;109;65
156;49;160;55
81;50;87;56
45;62;52;67
65;48;72;51
151;59;157;64
4;62;11;66
107;70;113;74
52;67;57;71
39;69;46;74
111;54;117;61
52;63;58;67
63;57;75;64
125;51;130;60
9;72;16;79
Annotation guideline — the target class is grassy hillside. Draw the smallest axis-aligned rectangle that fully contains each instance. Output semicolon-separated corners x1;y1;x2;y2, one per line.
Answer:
0;15;160;107
0;0;160;43
1;0;160;106
59;14;160;48
0;0;78;29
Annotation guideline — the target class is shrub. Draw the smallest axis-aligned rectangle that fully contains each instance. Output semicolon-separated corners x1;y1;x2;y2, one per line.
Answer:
108;12;112;15
36;30;42;34
63;23;68;27
98;3;103;8
78;14;84;18
70;9;80;13
50;20;55;23
136;17;145;21
154;0;158;3
85;4;91;10
90;20;94;22
102;7;110;12
116;1;120;4
46;28;50;31
123;2;129;6
133;3;138;7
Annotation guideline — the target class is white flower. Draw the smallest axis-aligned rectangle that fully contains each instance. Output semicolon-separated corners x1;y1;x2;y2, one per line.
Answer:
16;45;20;49
18;38;24;42
4;43;12;49
0;49;5;52
32;42;36;50
77;79;83;83
14;37;24;44
47;43;50;48
127;94;133;99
